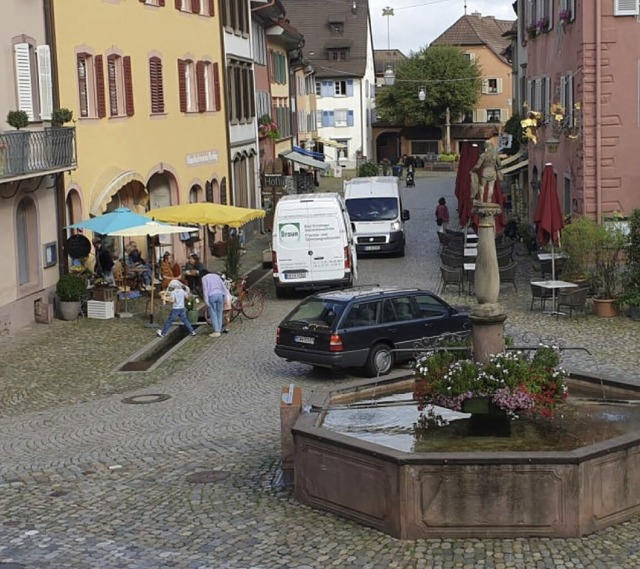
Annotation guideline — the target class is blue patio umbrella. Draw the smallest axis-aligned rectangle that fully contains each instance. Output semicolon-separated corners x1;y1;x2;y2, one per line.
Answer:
67;207;154;234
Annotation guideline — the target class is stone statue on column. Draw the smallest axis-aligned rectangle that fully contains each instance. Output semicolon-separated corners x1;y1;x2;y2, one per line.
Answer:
471;141;503;203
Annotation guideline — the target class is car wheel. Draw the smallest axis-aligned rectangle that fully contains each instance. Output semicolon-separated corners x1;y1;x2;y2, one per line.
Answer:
364;343;393;377
397;244;406;258
275;285;287;299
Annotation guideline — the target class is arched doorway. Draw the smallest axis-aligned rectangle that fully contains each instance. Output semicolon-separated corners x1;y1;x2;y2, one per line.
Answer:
65;188;82;231
16;197;38;288
376;131;401;164
148;171;178;266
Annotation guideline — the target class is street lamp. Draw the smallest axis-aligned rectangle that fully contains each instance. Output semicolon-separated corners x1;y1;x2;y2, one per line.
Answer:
384;65;395;86
418;87;426;101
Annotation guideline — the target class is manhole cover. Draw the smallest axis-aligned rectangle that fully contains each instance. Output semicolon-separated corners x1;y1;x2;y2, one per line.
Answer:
186;470;229;484
121;394;171;405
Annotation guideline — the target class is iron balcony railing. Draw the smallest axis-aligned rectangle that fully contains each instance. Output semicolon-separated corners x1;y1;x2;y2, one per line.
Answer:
0;127;77;181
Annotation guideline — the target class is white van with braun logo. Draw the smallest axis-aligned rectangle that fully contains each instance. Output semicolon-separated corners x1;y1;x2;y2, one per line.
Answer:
272;193;358;298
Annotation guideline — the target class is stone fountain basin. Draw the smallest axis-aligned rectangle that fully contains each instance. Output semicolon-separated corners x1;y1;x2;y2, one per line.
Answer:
292;374;640;539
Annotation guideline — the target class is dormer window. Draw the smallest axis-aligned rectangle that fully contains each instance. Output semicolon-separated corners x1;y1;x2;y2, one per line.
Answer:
328;49;348;61
330;22;344;34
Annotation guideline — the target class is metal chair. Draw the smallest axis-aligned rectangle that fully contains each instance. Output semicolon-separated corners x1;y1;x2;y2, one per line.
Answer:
440;264;464;294
499;262;518;292
530;282;553;311
497;249;513;268
440;251;464;268
557;286;589;318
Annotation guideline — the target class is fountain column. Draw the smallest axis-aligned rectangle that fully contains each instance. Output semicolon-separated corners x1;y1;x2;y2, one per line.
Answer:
471;202;506;364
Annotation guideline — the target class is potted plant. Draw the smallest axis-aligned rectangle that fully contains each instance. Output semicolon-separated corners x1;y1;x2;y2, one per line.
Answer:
7;110;29;130
185;294;201;324
51;107;73;127
5;110;30;175
56;273;87;321
591;219;627;317
560;216;600;284
48;107;75;167
619;209;640;320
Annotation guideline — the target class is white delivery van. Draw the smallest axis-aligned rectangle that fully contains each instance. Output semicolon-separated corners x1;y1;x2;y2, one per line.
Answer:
272;193;357;298
343;176;410;257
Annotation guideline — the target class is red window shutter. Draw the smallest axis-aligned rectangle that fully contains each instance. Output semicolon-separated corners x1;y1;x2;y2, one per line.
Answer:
177;59;187;112
123;56;135;117
192;0;201;14
159;0;165;5
149;57;165;113
213;62;221;111
196;60;206;112
139;0;145;3
208;0;214;16
175;0;181;9
94;55;106;118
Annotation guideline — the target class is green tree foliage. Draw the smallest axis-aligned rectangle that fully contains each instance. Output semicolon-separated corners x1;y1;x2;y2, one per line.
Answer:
376;46;481;126
503;113;523;156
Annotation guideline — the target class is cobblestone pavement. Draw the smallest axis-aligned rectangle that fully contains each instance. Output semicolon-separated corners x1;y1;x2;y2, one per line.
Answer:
1;173;639;568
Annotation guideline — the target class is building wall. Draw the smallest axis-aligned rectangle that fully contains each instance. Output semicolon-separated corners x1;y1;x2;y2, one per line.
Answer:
53;0;229;222
0;1;60;332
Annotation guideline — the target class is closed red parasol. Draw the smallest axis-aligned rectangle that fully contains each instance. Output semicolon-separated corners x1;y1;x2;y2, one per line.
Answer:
454;142;480;227
534;163;565;248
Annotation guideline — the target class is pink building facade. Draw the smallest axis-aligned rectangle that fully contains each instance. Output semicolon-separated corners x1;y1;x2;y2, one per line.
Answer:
522;0;640;222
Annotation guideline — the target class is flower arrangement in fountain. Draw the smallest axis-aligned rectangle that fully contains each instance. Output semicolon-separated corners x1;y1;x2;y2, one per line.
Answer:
559;9;572;24
258;114;280;141
185;295;200;311
413;345;569;419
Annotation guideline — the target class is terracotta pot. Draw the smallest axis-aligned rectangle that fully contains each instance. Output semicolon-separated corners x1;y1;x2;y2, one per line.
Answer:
592;298;619;318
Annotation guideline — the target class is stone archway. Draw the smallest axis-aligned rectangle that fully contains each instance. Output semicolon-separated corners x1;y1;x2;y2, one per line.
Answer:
375;131;401;164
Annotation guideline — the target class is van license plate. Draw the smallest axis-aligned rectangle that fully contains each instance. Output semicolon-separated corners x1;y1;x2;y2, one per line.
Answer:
294;335;315;345
364;245;381;251
285;272;306;279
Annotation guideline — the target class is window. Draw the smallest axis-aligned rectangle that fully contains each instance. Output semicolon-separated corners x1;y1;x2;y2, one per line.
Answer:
220;0;249;34
328;49;348;61
107;55;134;117
463;52;476;62
174;0;214;15
178;58;197;112
315;81;321;96
252;22;266;65
334;109;348;127
196;60;221;112
487;109;501;122
335;139;348;159
334;80;347;96
13;41;53;121
77;53;106;118
227;59;255;123
270;51;287;84
329;22;344;34
140;0;166;6
16;197;38;287
149;56;165;114
614;0;639;16
483;78;502;94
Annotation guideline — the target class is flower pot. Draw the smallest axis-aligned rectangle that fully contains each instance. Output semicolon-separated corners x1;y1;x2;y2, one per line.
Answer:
187;310;200;324
592;298;618;318
58;300;81;321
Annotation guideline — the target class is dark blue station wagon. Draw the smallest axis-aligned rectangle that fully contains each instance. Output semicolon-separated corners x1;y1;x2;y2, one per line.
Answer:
275;286;471;377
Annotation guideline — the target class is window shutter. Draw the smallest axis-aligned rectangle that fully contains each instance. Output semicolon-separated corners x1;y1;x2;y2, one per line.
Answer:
175;0;181;9
559;74;567;112
196;60;206;112
569;0;575;20
544;76;551;117
346;80;354;96
149;57;164;114
213;62;221;111
614;0;639;16
546;0;554;29
95;54;106;118
497;78;503;94
347;110;354;126
321;81;332;97
481;79;489;94
14;43;34;120
192;0;201;14
322;110;330;127
159;0;166;5
208;0;214;16
178;59;187;112
328;110;335;127
37;45;53;120
567;73;574;124
476;109;487;122
123;56;135;117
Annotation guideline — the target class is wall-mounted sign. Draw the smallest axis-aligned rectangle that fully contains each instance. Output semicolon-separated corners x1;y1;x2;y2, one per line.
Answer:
186;150;219;166
264;174;285;187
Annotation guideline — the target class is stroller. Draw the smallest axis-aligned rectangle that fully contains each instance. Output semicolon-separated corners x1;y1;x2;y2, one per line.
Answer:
405;167;415;188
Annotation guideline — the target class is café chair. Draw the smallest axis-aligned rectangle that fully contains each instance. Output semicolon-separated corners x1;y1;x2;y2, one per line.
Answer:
499;262;518;292
557;286;589;318
440;264;464;294
530;282;553;311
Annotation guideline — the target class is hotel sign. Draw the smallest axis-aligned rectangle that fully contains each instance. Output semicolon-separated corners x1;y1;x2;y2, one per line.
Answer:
186;150;219;166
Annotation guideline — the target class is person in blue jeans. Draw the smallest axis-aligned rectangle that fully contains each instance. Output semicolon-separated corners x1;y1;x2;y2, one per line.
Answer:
157;279;196;338
201;270;231;338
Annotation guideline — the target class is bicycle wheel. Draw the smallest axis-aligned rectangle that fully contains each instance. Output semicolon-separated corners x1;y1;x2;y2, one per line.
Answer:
240;288;265;319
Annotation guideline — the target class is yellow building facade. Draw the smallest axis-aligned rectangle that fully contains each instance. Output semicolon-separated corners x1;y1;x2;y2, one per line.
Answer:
52;0;229;265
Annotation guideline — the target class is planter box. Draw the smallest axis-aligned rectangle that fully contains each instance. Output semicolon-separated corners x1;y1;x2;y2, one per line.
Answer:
92;287;116;302
87;300;115;320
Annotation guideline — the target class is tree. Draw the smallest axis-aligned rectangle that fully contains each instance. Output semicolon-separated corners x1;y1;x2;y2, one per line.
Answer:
376;46;482;126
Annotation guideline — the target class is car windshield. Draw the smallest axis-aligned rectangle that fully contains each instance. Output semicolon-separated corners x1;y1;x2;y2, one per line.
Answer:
283;298;344;329
346;197;399;221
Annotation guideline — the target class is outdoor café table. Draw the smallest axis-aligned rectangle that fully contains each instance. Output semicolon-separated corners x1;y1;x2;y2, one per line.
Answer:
537;252;566;261
464;263;476;294
530;280;578;315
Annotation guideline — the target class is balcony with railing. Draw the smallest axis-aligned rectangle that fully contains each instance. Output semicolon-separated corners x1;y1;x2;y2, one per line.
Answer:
0;127;77;182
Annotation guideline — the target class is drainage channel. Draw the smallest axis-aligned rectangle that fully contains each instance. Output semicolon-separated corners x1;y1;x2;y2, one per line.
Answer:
117;326;194;372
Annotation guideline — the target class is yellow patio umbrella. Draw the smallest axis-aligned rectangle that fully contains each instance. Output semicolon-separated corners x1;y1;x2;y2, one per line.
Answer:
147;203;265;228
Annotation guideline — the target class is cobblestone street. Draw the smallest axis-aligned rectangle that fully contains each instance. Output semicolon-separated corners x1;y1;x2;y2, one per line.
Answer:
1;173;639;568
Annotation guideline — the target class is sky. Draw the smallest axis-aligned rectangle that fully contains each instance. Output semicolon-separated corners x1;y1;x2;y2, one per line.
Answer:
369;0;516;55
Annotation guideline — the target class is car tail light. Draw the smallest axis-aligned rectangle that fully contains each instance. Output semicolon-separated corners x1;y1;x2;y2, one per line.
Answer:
329;334;343;352
343;246;351;271
272;251;278;274
276;327;281;344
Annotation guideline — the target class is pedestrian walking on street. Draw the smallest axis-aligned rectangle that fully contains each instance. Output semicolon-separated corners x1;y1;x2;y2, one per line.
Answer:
157;279;196;338
201;270;231;338
435;197;450;233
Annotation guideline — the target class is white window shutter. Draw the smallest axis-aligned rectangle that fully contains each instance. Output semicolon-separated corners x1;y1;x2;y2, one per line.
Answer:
536;0;544;21
546;0;554;28
567;73;574;123
497;78;503;94
37;45;53;120
569;0;576;20
559;0;567;11
535;79;542;111
14;43;34;121
545;76;551;116
559;74;567;110
482;79;489;94
476;108;487;122
614;0;639;16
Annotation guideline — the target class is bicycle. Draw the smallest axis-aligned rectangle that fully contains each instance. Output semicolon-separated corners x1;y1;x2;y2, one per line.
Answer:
223;274;265;322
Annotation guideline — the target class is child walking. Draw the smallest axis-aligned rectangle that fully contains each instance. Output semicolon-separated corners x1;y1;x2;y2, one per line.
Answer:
157;279;196;337
435;197;450;233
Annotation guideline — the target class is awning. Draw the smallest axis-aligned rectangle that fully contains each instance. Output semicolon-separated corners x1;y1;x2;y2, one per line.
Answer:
91;167;147;216
280;150;330;171
500;158;528;175
293;145;325;161
315;137;347;149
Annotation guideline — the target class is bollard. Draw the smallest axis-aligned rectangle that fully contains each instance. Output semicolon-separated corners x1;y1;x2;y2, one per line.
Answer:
280;384;302;476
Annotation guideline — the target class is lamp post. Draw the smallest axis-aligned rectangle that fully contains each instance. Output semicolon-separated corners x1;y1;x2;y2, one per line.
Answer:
382;7;394;50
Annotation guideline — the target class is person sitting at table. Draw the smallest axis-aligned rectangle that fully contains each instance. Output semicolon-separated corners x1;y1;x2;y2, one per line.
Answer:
160;252;176;290
183;253;205;295
126;241;153;289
